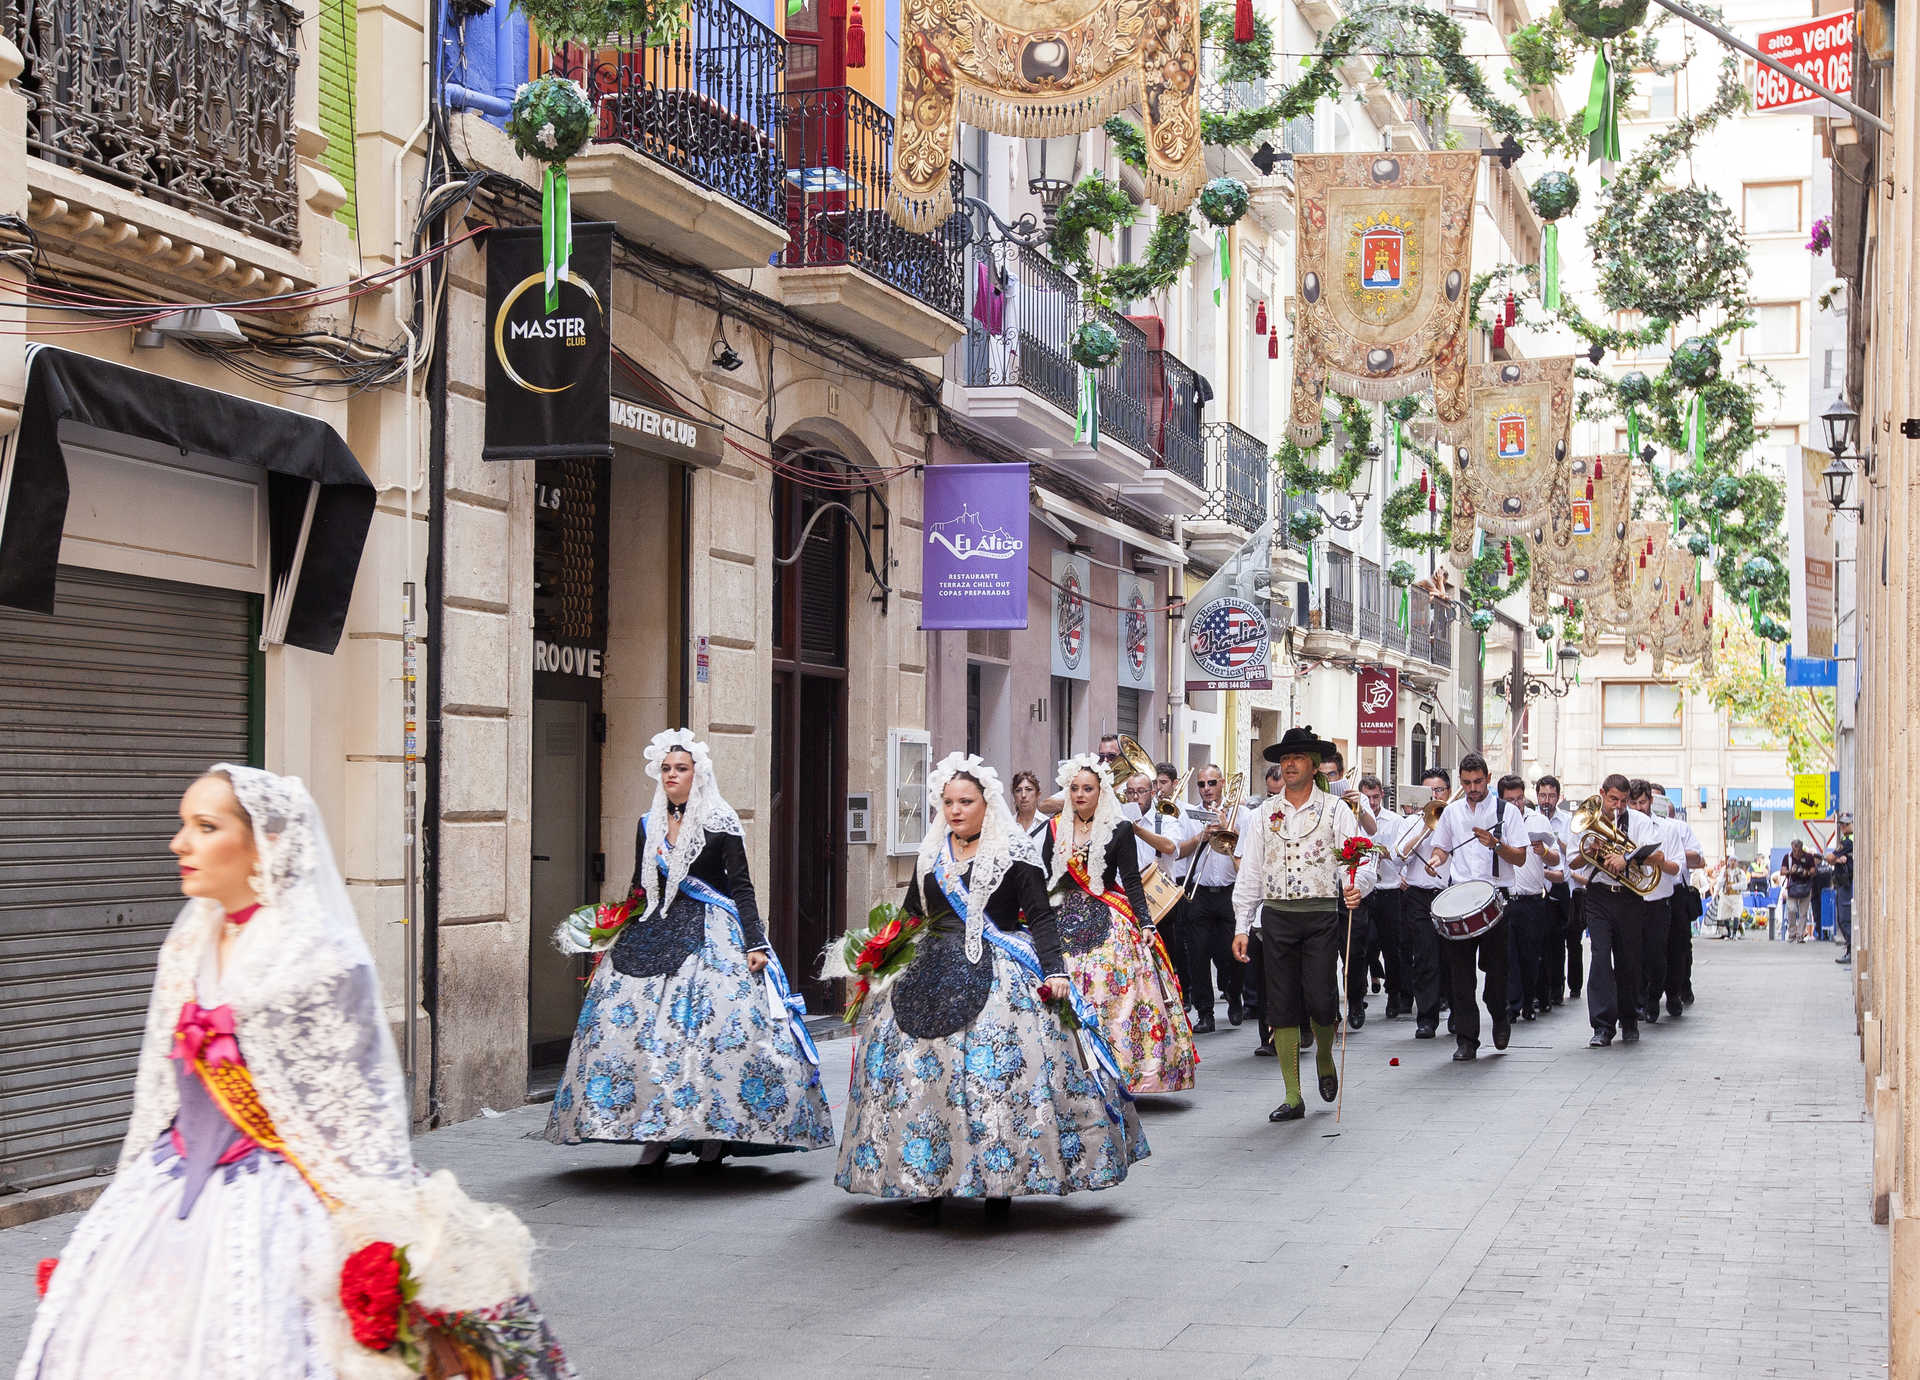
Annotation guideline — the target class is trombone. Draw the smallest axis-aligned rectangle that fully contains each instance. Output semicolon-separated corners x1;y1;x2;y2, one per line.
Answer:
1178;770;1245;904
1393;798;1445;876
1569;794;1663;895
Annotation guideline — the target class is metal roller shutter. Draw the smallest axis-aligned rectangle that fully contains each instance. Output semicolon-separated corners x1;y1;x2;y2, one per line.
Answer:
0;566;255;1192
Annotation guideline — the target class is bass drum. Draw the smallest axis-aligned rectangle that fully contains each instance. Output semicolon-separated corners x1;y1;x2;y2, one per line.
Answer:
1431;880;1505;940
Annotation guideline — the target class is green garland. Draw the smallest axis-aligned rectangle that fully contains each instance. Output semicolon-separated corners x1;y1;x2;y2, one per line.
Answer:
1199;0;1273;85
1048;173;1136;276
1381;449;1453;553
1101;210;1193;305
1463;538;1531;607
1276;395;1373;493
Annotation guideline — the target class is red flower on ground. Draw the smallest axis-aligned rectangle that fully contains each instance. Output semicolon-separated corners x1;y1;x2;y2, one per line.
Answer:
339;1242;404;1351
35;1259;55;1297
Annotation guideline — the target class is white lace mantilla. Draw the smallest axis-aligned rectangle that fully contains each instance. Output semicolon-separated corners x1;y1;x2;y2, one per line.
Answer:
636;728;745;925
1047;752;1123;898
912;752;1039;962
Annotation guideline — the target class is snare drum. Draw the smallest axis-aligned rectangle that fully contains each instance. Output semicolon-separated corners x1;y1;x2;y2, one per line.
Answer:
1431;880;1506;940
1140;863;1183;925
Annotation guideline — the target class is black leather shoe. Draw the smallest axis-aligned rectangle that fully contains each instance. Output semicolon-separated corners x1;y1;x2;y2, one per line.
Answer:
1643;1007;1659;1025
1667;999;1684;1017
1414;1023;1437;1039
1254;1042;1275;1056
1226;1002;1245;1027
1587;1030;1611;1047
1318;1072;1339;1102
1193;1016;1217;1034
1452;1044;1478;1061
1349;1008;1366;1030
1269;1100;1306;1122
1621;1026;1640;1044
1520;1008;1535;1022
1492;1023;1511;1051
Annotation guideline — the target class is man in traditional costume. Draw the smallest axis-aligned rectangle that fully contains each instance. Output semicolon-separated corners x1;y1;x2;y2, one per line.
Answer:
1230;727;1374;1122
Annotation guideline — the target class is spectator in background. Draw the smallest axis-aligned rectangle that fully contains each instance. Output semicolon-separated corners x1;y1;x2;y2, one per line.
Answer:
1829;814;1855;964
1782;841;1819;943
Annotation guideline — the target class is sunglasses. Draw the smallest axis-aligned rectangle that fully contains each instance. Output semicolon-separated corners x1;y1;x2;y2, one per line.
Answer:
1097;752;1119;762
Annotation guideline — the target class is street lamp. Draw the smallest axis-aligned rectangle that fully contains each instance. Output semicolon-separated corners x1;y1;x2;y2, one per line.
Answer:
1024;134;1082;225
1319;443;1381;531
1820;393;1866;518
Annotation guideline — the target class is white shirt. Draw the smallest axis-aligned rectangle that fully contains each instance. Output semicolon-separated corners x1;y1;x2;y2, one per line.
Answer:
1572;806;1664;887
1188;798;1243;887
1640;812;1696;901
1505;806;1556;895
1369;806;1405;887
1429;793;1533;888
1157;807;1201;880
1672;817;1704;884
1119;802;1159;875
1549;808;1580;890
1398;808;1451;890
1231;789;1376;934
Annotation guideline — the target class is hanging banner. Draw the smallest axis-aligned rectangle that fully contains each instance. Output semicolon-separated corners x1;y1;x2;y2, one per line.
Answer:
1117;569;1155;691
1753;13;1853;112
888;0;1203;232
1521;453;1633;620
1185;518;1275;692
1788;445;1837;658
1356;666;1398;746
1581;520;1675;656
483;223;613;462
1649;575;1715;676
920;462;1030;630
1793;771;1831;821
1288;152;1479;448
1449;357;1576;564
1049;549;1092;681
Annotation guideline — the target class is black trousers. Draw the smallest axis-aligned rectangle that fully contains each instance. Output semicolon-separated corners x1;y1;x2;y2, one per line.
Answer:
1368;889;1406;1014
1641;896;1674;1016
1584;883;1644;1035
1186;885;1241;1013
1160;895;1193;1008
1261;905;1341;1030
1400;886;1446;1026
1335;899;1371;1019
1545;883;1582;999
1508;893;1554;1015
1244;927;1268;1042
1442;915;1509;1049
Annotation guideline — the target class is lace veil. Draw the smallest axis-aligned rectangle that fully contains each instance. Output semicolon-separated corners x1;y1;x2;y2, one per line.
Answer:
913;752;1039;962
636;728;744;922
1047;752;1124;894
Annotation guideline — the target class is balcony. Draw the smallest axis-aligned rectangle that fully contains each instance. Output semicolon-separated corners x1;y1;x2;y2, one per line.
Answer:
1188;422;1268;564
1199;42;1268;119
1358;558;1383;646
775;85;966;360
553;0;792;271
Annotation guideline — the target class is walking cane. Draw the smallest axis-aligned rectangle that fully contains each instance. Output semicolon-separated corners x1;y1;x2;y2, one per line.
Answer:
1337;898;1354;1123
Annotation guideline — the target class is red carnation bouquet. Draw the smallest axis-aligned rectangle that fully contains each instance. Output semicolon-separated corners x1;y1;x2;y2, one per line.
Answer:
340;1240;565;1374
838;901;928;1023
1338;834;1381;886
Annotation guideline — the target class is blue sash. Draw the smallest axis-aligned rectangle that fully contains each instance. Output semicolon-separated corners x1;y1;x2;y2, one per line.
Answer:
676;867;819;1066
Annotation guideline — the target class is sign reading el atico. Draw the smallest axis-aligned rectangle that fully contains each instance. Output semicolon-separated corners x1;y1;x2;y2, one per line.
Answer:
1752;13;1853;113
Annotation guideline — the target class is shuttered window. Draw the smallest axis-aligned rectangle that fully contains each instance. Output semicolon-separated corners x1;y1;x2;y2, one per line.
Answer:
1116;686;1142;741
318;0;358;232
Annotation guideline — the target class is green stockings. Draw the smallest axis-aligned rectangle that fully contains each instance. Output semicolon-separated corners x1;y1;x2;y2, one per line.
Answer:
1273;1022;1339;1108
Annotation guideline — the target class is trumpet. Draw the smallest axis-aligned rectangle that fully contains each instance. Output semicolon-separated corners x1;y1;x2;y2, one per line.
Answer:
1394;798;1446;873
1154;765;1195;817
1569;794;1662;895
1207;772;1245;855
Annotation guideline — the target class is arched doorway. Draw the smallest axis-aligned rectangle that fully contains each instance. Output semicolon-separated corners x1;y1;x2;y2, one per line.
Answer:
770;451;849;1007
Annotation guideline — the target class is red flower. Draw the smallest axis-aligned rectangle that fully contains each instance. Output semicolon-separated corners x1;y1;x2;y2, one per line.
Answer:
35;1259;55;1297
1337;835;1377;884
339;1242;404;1352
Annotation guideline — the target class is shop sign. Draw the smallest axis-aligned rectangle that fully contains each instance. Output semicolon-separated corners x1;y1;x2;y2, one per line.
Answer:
610;392;720;468
1356;666;1398;745
1753;14;1852;112
1117;570;1154;691
483;223;613;461
1184;518;1275;692
1793;771;1831;821
920;462;1029;629
1049;549;1092;681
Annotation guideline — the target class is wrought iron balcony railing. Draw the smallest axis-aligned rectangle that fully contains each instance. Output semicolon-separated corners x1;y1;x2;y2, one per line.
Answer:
1198;42;1267;118
1382;605;1407;655
3;0;302;247
1199;422;1268;532
1409;587;1431;661
964;239;1077;413
778;85;964;320
1089;306;1154;458
1280;488;1315;552
1429;615;1455;669
1358;558;1382;645
1152;349;1205;486
1324;547;1354;635
551;0;787;226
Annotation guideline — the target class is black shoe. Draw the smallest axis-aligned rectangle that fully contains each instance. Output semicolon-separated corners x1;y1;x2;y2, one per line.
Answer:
904;1199;943;1225
1643;1007;1659;1025
1227;1003;1245;1027
1520;1008;1535;1022
1254;1042;1275;1057
1415;1023;1437;1040
1193;1016;1217;1034
1568;988;1583;999
1349;1008;1366;1030
1837;953;1853;965
695;1154;726;1176
1269;1100;1306;1122
1452;1044;1478;1061
1587;1030;1612;1048
1667;999;1684;1017
1318;1072;1339;1102
1683;988;1695;1005
1492;1023;1511;1051
1372;979;1383;994
983;1196;1011;1224
629;1156;668;1181
1621;1026;1640;1044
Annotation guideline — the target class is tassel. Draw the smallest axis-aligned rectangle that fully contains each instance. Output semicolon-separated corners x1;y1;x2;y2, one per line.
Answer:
1585;478;1595;500
1504;292;1517;327
1639;551;1647;569
1419;470;1429;496
1268;325;1279;359
1254;299;1268;336
1504;539;1514;577
1234;0;1254;43
1542;222;1560;309
1491;317;1505;351
1428;479;1437;514
1593;456;1604;480
846;0;867;68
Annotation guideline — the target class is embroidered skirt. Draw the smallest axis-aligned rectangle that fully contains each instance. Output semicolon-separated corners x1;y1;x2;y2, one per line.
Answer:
1057;887;1199;1094
834;940;1148;1200
543;898;833;1153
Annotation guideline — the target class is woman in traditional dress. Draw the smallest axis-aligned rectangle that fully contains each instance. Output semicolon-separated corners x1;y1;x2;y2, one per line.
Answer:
20;767;571;1380
1010;768;1049;842
545;728;831;1171
1040;753;1199;1094
832;753;1147;1221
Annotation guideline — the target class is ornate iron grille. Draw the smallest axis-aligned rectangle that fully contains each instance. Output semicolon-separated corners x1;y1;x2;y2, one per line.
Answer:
1382;603;1407;654
1090;306;1153;457
1358;557;1382;644
778;85;964;320
1200;421;1267;531
1324;546;1354;634
1280;488;1315;552
1152;348;1205;484
1409;587;1432;662
963;239;1078;417
3;0;302;247
550;0;787;226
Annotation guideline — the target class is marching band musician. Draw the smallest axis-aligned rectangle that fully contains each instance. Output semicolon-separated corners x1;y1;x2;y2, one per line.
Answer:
1426;755;1532;1062
1400;767;1454;1041
1184;765;1246;1033
1358;775;1408;1021
1142;764;1201;1017
1497;774;1560;1024
1230;727;1375;1123
1573;773;1668;1048
1537;775;1582;1007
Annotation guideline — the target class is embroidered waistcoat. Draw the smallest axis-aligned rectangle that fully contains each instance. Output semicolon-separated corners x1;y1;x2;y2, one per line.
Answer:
1260;790;1344;902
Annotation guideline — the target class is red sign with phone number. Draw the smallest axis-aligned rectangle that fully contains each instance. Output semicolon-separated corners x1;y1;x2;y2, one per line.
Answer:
1752;13;1853;112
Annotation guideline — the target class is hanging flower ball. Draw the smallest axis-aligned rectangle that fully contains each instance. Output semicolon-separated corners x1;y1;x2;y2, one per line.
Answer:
1068;319;1122;370
1741;554;1777;588
1661;469;1693;500
1196;176;1251;228
1669;335;1723;389
1469;608;1496;633
507;74;595;166
1528;171;1581;223
1386;396;1421;424
1707;474;1743;511
1287;507;1326;543
1685;531;1712;557
1534;621;1555;642
1387;559;1417;587
1616;370;1653;406
1560;0;1651;40
1754;613;1792;642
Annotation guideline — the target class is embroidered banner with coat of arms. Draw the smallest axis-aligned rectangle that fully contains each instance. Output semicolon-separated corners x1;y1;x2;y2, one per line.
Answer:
1581;520;1675;657
1447;358;1576;565
1288;152;1479;447
888;0;1205;232
1520;452;1634;621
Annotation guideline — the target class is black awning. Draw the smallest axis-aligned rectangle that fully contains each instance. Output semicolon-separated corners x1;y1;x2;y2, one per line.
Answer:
0;347;375;654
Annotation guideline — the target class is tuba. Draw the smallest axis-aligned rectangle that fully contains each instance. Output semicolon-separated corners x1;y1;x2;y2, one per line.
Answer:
1107;733;1162;805
1569;795;1662;895
1208;772;1246;855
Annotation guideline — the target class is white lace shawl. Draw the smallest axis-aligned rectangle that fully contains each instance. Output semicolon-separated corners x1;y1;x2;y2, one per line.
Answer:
110;766;534;1380
1047;753;1125;895
636;728;744;925
911;752;1040;962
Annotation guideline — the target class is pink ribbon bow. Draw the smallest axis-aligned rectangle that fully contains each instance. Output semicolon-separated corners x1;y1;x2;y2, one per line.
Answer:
172;1002;242;1070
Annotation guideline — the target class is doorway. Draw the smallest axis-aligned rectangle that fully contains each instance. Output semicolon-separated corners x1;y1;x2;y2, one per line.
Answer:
529;699;593;1069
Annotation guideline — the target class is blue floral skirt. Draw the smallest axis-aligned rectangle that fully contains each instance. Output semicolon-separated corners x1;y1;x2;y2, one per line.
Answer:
834;943;1148;1199
543;902;833;1154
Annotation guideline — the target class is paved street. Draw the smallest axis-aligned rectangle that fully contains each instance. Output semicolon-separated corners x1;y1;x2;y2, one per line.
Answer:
1;941;1884;1378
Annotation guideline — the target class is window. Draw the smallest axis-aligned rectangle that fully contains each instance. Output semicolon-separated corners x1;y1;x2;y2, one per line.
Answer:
1050;676;1076;766
1601;682;1683;746
1410;723;1428;781
959;127;989;207
1117;686;1143;740
1743;302;1800;357
1626;70;1677;120
1615;311;1670;361
1742;182;1802;235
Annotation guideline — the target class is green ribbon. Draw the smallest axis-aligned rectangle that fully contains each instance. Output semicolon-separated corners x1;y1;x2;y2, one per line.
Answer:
1393;419;1403;481
1075;366;1101;449
1626;408;1639;460
542;164;573;313
1542;221;1560;310
1214;228;1230;307
1478;633;1486;666
1582;46;1621;166
1546;642;1554;670
1399;587;1409;629
1690;394;1706;468
1307;542;1315;587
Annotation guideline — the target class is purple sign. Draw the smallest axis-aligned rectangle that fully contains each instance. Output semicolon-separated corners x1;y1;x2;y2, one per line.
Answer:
920;462;1030;630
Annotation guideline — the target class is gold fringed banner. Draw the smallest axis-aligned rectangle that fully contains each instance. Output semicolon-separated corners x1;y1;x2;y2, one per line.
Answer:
1582;521;1678;662
1452;357;1576;550
888;0;1205;233
1288;152;1479;448
1520;451;1634;620
1648;575;1715;676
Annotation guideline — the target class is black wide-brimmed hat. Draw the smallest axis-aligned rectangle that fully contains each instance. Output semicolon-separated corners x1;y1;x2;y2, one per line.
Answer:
1264;724;1338;764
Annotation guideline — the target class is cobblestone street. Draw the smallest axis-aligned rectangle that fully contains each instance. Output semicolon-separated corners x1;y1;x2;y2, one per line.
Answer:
1;942;1884;1378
